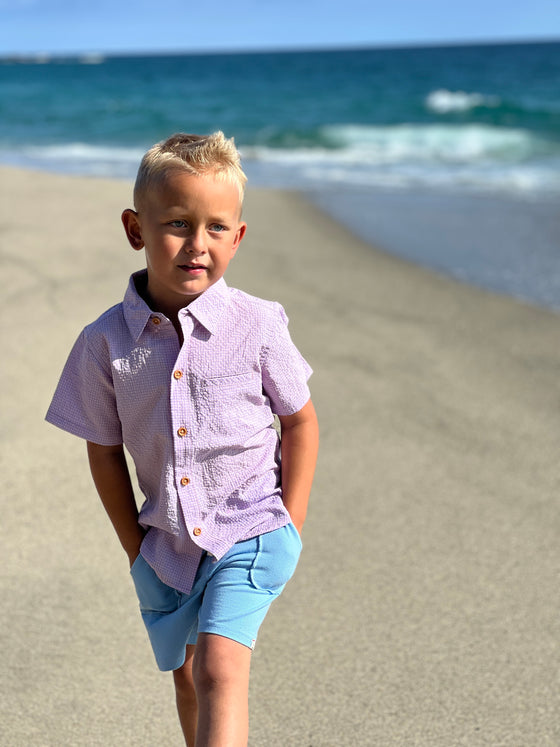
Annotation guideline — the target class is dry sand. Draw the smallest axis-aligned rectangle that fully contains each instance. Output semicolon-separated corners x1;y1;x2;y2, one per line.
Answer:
1;166;559;745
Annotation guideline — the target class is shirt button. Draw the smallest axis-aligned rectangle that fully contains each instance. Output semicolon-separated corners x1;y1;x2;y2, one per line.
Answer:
173;370;183;380
180;477;190;486
151;317;161;325
177;427;187;437
193;527;202;536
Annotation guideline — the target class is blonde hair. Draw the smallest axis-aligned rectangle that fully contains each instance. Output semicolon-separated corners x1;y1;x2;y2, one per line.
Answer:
133;131;247;208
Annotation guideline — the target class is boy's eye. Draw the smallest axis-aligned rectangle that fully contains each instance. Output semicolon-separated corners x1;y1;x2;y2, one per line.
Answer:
210;224;226;233
170;220;187;228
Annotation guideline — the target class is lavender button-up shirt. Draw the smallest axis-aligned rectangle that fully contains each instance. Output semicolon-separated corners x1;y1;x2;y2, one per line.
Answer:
46;271;312;593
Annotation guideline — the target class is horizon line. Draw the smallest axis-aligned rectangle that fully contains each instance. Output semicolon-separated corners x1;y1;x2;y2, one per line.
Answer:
1;35;559;60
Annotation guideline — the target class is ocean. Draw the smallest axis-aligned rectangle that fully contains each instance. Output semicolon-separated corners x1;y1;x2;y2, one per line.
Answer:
2;42;560;310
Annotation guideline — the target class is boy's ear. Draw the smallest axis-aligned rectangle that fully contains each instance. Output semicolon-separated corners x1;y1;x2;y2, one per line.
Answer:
232;222;247;254
121;209;144;251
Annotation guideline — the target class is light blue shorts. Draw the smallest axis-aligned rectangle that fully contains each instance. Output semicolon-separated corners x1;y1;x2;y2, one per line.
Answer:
130;523;302;671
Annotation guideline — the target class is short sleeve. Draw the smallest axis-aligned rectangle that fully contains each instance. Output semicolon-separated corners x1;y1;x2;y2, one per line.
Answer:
45;329;123;445
261;303;312;417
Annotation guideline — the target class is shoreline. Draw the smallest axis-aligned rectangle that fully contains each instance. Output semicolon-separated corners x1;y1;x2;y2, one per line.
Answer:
4;162;560;315
306;184;560;314
2;167;560;744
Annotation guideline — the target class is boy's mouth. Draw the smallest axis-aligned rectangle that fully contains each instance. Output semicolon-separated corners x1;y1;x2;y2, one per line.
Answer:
178;263;207;274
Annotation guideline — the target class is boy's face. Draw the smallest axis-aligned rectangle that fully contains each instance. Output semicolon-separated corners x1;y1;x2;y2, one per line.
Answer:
122;169;246;314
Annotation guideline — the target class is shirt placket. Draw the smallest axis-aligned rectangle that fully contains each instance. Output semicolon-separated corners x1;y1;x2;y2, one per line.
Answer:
170;314;204;545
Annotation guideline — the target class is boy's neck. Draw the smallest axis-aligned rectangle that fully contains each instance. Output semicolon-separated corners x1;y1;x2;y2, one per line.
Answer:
135;272;188;344
150;299;185;345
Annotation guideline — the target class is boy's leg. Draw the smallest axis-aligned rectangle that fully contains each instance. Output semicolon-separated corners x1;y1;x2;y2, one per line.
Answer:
192;632;252;747
173;645;197;746
167;526;300;744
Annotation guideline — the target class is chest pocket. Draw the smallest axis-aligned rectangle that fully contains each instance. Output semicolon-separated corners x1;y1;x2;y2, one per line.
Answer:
193;371;269;442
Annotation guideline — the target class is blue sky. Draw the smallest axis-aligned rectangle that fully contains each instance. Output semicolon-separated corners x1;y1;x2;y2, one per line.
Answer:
1;0;559;55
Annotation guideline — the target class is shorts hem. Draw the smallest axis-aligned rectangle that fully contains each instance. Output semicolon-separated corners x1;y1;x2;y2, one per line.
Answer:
197;627;256;651
155;647;188;672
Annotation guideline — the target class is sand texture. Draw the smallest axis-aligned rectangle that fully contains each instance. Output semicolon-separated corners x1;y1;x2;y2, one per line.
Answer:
1;166;560;745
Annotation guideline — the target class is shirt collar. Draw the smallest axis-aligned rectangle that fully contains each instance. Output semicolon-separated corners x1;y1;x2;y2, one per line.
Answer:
180;277;230;335
122;270;230;341
122;270;153;341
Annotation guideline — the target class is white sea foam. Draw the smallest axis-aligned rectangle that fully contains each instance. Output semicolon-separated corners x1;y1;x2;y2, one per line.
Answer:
22;142;143;162
6;142;145;178
244;124;539;166
242;122;560;195
425;89;501;113
321;123;537;162
3;125;560;197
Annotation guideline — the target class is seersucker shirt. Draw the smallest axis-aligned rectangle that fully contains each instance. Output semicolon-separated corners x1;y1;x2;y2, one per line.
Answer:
46;271;312;593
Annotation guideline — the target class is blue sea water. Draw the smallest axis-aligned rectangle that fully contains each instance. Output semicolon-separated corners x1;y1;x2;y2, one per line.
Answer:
2;42;560;309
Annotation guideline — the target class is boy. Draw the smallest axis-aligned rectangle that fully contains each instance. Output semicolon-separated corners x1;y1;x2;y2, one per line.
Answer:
46;132;318;746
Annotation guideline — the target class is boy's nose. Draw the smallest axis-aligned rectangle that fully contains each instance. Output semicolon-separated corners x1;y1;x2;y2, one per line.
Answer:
185;229;206;254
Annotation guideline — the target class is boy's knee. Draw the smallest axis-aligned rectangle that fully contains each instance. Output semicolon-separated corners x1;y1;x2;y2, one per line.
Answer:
192;634;250;695
193;653;236;693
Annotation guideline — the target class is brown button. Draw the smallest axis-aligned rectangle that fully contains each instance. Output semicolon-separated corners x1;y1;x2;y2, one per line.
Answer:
177;427;187;437
180;477;190;486
193;527;202;536
151;317;161;325
173;370;183;380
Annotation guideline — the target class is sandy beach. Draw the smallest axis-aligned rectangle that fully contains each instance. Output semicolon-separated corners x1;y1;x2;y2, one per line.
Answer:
2;165;560;746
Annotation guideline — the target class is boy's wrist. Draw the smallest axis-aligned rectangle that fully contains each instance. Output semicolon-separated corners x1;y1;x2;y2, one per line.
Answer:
124;528;146;567
288;512;305;535
127;544;143;567
128;551;140;568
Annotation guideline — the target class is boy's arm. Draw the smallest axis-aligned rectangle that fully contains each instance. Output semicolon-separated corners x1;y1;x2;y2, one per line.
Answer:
278;399;319;535
86;441;146;567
